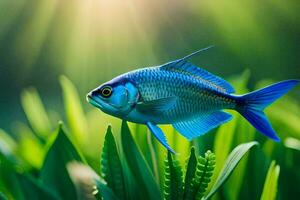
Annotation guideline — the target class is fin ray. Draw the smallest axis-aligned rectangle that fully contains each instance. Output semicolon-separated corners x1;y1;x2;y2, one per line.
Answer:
172;111;233;140
136;96;177;114
236;79;299;141
161;59;235;93
182;45;215;60
146;122;175;153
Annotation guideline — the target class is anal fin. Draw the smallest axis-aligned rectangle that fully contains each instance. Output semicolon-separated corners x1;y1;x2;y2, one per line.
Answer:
172;111;232;140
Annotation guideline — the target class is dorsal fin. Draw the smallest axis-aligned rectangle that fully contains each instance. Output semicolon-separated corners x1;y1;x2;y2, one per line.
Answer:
161;47;235;94
182;45;215;60
162;45;215;67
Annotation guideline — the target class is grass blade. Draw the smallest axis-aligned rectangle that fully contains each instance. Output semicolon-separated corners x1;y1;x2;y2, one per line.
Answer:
60;75;88;146
40;123;84;200
120;121;160;200
260;161;280;200
183;147;197;200
284;137;300;151
204;141;258;200
14;122;44;169
21;87;52;138
0;154;23;200
0;129;17;161
18;175;60;200
224;117;255;200
211;112;238;185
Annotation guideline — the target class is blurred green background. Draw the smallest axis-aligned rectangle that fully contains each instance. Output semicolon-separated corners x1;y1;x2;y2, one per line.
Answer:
1;1;300;200
1;0;299;131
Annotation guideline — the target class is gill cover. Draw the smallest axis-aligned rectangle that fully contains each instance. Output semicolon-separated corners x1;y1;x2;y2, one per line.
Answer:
88;80;139;117
107;81;139;115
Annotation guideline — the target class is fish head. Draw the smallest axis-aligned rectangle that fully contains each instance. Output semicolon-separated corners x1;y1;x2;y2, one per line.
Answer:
86;77;139;118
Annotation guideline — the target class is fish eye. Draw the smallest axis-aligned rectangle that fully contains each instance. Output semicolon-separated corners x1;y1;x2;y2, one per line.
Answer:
100;86;112;98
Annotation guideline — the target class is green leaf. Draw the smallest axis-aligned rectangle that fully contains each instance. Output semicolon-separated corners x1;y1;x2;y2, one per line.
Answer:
67;162;119;200
204;141;259;200
0;192;7;200
131;123;149;155
15;122;44;169
101;125;126;199
260;161;280;200
131;123;159;181
192;150;216;199
0;129;17;162
21;87;52;138
120;121;161;200
183;147;197;200
224;116;255;200
284;137;300;151
0;159;22;200
95;179;120;200
228;70;251;94
18;174;60;200
40;123;84;200
212;112;238;185
210;71;251;193
164;151;184;200
60;75;88;146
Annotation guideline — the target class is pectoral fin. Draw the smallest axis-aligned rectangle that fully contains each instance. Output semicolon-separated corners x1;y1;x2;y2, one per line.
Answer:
137;96;177;114
146;122;175;154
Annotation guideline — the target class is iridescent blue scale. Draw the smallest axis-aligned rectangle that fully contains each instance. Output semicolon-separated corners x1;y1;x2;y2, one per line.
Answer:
125;66;235;123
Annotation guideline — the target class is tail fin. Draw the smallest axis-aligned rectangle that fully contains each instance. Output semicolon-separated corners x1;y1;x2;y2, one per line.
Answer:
236;80;299;141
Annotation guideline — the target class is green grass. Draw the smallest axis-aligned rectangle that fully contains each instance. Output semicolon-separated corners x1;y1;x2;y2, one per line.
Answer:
0;74;300;200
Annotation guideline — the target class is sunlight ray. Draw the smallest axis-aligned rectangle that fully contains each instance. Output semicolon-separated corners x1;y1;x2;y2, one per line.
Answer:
203;0;278;60
125;0;158;64
0;0;26;39
63;0;95;91
12;0;59;70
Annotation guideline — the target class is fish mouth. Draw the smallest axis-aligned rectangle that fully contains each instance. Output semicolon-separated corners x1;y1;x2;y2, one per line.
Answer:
86;93;103;109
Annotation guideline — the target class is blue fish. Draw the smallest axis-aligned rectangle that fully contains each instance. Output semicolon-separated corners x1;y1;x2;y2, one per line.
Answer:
87;46;299;153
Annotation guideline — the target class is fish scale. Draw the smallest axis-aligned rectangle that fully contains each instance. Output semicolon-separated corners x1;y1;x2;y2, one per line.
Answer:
125;67;236;122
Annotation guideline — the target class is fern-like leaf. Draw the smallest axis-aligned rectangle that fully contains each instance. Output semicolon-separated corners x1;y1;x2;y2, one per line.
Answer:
192;150;216;199
164;151;184;200
183;147;197;200
101;125;126;199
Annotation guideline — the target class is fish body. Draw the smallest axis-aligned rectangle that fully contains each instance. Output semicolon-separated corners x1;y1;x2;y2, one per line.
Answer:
87;47;299;153
121;66;235;124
